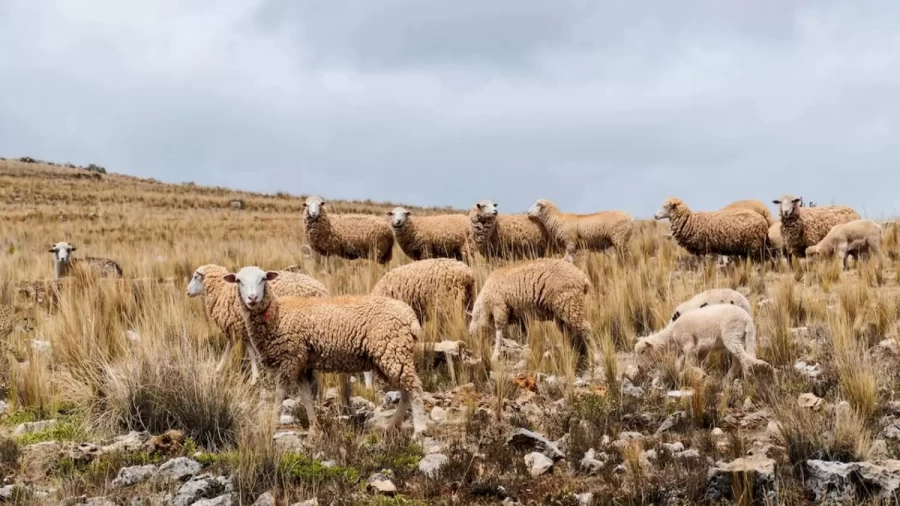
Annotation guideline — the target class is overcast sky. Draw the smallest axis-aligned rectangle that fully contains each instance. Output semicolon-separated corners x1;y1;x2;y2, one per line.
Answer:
1;1;898;217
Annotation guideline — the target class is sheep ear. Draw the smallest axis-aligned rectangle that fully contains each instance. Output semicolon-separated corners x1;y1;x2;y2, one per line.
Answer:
771;200;781;205
265;271;279;281
792;198;801;204
48;246;56;252
385;210;393;216
405;210;412;216
223;274;237;283
71;246;77;251
476;203;483;210
699;302;708;308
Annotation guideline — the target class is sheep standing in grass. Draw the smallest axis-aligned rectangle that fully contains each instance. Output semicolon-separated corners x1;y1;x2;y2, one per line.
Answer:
768;221;785;258
720;200;774;226
773;195;861;261
468;258;593;365
635;304;771;381
224;266;428;438
671;288;751;322
653;198;769;260
469;199;553;260
302;196;394;265
387;207;473;262
526;198;634;263
371;258;476;325
49;242;122;278
186;263;330;385
805;219;883;270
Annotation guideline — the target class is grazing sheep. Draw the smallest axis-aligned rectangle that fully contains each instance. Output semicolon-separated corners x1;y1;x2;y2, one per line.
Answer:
302;196;394;265
387;207;473;262
186;263;330;385
526;198;634;263
635;304;772;381
653;198;769;260
468;258;594;365
468;199;554;260
671;288;751;322
720;199;774;226
772;195;861;260
371;258;476;325
224;266;428;437
805;219;883;270
49;242;122;278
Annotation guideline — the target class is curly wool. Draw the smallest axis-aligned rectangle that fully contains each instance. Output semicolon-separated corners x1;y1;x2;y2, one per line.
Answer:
777;199;861;258
371;258;476;325
303;197;395;264
658;198;769;258
389;209;473;262
528;199;634;261
768;221;784;252
806;219;882;266
720;200;774;227
468;201;553;260
671;288;751;322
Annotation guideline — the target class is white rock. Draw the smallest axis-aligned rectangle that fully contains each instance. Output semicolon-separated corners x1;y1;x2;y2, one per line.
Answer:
418;454;449;478
430;406;446;423
111;465;158;488
524;452;554;477
157;457;202;482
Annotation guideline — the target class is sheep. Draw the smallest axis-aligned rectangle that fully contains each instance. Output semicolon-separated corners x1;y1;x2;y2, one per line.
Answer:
468;258;594;365
772;195;861;260
526;198;634;263
468;199;555;260
386;206;474;263
223;266;428;438
301;196;394;265
671;288;751;322
186;263;330;385
371;258;476;325
768;221;784;255
48;242;122;278
805;219;883;270
720;199;774;226
635;304;772;381
653;198;769;260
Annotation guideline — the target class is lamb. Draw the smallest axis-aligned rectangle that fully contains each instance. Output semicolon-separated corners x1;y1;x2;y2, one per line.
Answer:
387;207;474;263
223;266;427;438
302;195;395;265
371;258;476;325
48;242;123;278
720;199;774;226
653;198;769;260
635;304;772;381
772;195;861;260
468;199;554;260
671;288;751;322
526;198;634;263
186;263;330;385
805;219;883;270
468;258;594;365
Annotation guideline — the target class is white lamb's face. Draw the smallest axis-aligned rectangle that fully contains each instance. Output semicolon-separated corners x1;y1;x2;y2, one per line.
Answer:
185;269;205;297
224;266;279;309
48;242;75;262
526;200;544;217
303;197;325;220
653;202;674;220
474;200;498;217
388;207;410;228
773;196;802;218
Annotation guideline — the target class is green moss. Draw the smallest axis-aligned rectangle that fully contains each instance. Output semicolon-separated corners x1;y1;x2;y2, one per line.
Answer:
279;453;360;484
15;420;81;445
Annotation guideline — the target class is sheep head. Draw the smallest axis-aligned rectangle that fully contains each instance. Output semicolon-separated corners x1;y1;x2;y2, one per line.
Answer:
653;198;684;221
387;206;411;229
48;242;76;263
223;266;279;310
303;196;326;221
472;199;499;219
773;195;802;218
526;199;555;218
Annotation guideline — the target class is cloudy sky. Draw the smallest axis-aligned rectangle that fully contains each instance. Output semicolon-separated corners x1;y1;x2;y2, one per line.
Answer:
1;1;898;217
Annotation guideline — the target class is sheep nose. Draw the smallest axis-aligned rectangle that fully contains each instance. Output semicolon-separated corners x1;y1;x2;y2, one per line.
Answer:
247;294;258;302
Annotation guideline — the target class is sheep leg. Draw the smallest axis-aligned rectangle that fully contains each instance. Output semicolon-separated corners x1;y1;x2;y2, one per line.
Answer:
364;370;374;390
297;372;319;435
215;339;234;374
491;307;510;363
246;341;261;385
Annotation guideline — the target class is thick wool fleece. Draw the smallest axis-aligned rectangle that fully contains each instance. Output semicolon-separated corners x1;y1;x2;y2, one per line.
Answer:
391;213;473;262
672;288;751;322
780;205;862;258
806;219;882;268
371;258;476;325
303;205;395;264
720;200;774;227
660;198;769;258
469;211;552;260
528;199;634;261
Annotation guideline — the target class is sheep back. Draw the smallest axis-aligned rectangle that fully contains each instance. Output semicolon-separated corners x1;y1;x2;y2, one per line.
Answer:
469;211;551;260
393;214;473;262
807;219;882;256
720;200;774;226
672;288;751;322
371;258;476;323
781;205;861;257
304;212;395;264
668;208;769;258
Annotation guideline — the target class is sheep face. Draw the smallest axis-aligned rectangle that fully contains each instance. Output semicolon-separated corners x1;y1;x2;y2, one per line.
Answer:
387;207;411;229
473;199;499;218
303;196;326;221
653;198;682;220
633;337;657;368
526;199;551;218
48;241;76;263
223;266;279;310
185;269;206;297
772;195;802;218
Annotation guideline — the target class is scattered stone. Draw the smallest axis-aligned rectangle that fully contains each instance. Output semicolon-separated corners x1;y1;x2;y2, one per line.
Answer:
273;431;305;452
70;442;101;463
291;500;319;506
158;457;202;482
418;454;449;478
656;411;685;434
366;473;397;496
13;419;57;437
524;452;554;477
807;459;900;504
193;495;233;506
706;454;776;503
667;389;694;399
621;379;645;398
0;485;30;501
662;442;685;453
21;441;63;480
112;465;158;488
0;401;8;415
574;492;594;506
102;431;152;454
711;428;725;439
798;393;823;410
280;414;297;425
506;428;565;460
422;437;443;455
254;492;276;506
580;449;607;475
676;449;701;459
793;360;822;379
430;406;446;423
172;475;228;506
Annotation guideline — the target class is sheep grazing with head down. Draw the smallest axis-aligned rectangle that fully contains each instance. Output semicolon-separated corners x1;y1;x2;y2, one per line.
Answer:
301;196;395;265
224;266;428;438
186;263;330;385
671;288;751;322
371;258;476;325
386;207;473;263
772;194;861;261
468;199;554;260
635;304;772;381
468;258;594;366
49;242;122;278
720;199;774;227
653;198;769;260
526;198;634;262
805;219;883;270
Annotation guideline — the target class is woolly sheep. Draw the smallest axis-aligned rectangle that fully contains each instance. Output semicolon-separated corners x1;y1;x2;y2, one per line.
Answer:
186;263;330;385
772;194;861;260
49;241;122;278
635;304;772;381
805;219;883;270
468;199;554;260
526;198;634;263
468;258;594;365
653;198;769;260
768;221;784;255
720;199;774;227
371;258;476;325
386;207;473;262
671;288;751;322
302;196;394;265
224;266;428;438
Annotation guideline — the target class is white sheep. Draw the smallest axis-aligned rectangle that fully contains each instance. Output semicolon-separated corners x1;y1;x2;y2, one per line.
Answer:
371;258;476;325
805;219;883;270
224;266;428;438
302;196;395;265
468;258;594;365
635;304;772;381
186;263;330;385
48;241;122;278
772;194;860;261
386;207;473;263
671;288;751;322
526;198;634;262
468;199;554;260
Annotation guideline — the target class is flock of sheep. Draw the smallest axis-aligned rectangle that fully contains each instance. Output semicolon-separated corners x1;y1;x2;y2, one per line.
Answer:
4;194;886;439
